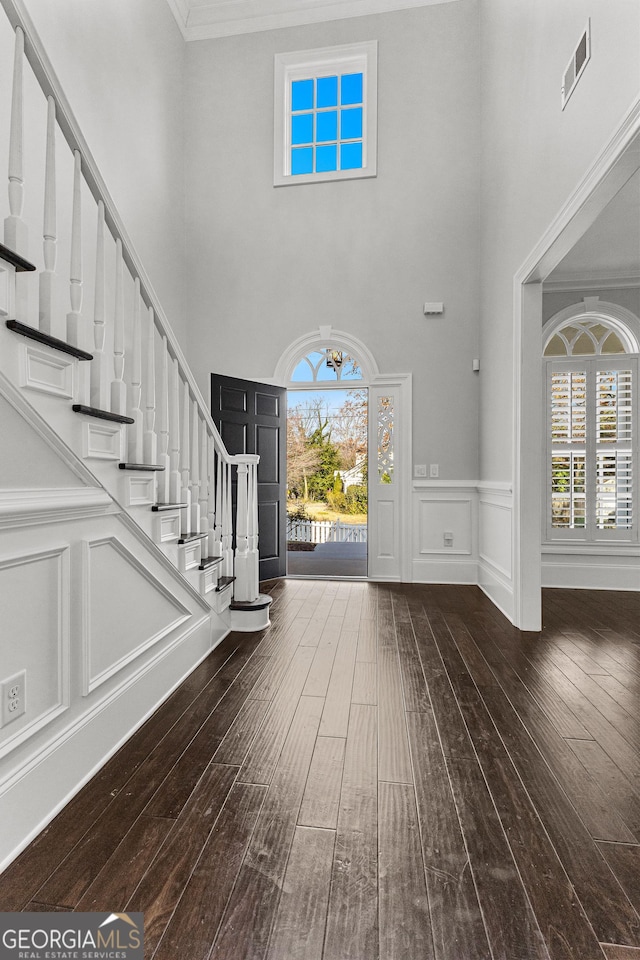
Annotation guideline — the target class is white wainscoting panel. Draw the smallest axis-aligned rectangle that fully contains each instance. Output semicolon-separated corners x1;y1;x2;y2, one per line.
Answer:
126;475;156;507
82;537;191;694
0;546;70;759
478;484;514;621
411;483;477;583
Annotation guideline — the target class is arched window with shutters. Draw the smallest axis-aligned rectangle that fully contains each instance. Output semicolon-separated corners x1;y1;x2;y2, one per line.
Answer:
543;304;639;543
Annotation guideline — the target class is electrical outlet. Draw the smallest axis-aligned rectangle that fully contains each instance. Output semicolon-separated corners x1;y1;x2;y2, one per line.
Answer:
444;531;454;547
1;671;26;726
429;464;439;478
414;464;427;478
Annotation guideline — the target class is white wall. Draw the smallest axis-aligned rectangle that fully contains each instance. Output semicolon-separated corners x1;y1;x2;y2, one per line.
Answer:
477;2;640;616
479;1;640;482
184;0;481;481
7;0;188;340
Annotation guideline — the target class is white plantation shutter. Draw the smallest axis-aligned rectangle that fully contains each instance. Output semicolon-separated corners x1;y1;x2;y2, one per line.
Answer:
547;358;637;541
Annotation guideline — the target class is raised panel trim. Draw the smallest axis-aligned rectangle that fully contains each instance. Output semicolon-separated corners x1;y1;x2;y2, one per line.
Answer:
0;546;70;760
81;537;191;695
82;421;123;460
126;476;156;507
20;344;76;399
416;495;473;556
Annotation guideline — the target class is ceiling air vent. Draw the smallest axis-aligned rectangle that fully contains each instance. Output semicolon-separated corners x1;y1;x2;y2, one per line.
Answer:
562;20;591;109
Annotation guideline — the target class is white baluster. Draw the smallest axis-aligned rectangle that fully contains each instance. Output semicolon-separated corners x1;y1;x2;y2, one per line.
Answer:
5;28;26;255
169;356;181;504
111;238;126;415
208;440;218;557
66;151;83;342
234;459;250;601
222;461;233;576
39;96;57;335
143;307;158;465
90;201;108;410
66;150;86;401
127;278;144;463
190;400;200;534
180;379;191;532
213;453;223;559
199;419;209;540
158;336;170;503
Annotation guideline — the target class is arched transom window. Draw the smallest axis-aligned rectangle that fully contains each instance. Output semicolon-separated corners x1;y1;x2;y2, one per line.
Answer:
290;348;363;383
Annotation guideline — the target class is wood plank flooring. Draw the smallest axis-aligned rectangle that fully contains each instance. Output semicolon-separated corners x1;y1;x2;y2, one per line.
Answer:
2;580;640;960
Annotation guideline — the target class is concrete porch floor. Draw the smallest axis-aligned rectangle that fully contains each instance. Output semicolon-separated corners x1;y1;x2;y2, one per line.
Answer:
287;541;368;577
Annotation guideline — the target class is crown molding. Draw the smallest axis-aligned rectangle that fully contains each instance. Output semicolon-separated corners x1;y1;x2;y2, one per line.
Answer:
544;269;640;293
167;0;462;41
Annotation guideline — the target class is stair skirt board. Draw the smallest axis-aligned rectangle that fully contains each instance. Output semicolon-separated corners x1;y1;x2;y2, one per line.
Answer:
0;615;225;872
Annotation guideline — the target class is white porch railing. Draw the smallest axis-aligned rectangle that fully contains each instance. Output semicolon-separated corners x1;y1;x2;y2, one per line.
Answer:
0;0;260;603
286;517;368;544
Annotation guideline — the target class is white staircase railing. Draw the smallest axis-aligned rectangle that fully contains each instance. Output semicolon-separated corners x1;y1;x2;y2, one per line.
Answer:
0;0;261;604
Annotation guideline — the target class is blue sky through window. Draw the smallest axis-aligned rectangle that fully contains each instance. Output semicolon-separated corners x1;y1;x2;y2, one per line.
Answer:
290;72;364;176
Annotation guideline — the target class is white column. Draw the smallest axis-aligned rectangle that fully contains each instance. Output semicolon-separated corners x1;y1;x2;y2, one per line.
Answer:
208;441;218;557
222;461;233;576
234;459;250;600
199;418;209;538
39;97;57;335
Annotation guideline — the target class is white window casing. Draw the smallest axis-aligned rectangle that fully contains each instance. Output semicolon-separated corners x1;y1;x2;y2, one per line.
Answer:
274;41;378;186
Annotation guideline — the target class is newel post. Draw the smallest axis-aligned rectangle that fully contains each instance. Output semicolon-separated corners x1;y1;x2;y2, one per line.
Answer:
233;454;260;603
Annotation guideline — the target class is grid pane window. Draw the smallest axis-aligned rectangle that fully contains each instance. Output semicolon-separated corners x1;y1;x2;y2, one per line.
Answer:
548;361;636;537
290;71;364;176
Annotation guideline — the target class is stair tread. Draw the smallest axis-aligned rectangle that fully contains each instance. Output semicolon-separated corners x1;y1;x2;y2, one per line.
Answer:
0;243;36;272
198;556;224;570
216;575;236;591
177;531;208;544
230;596;272;611
8;320;93;361
73;404;133;424
119;462;165;471
151;503;188;511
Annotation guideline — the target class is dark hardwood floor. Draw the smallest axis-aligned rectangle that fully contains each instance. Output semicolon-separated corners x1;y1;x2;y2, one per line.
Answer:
2;580;640;960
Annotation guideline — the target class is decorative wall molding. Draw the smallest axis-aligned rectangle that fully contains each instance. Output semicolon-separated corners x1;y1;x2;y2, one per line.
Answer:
0;546;70;760
542;557;640;590
81;536;192;695
544;270;640;293
126;475;156;507
20;344;76;399
0;615;215;870
82;421;123;460
0;487;112;527
0;369;98;487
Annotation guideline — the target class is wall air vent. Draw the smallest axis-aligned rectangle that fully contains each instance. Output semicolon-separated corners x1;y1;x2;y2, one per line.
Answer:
562;20;591;109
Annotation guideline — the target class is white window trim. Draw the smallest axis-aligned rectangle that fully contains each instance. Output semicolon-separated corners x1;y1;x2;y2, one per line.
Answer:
274;41;378;187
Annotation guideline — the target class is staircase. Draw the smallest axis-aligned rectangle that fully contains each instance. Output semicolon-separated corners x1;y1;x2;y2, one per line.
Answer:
0;0;271;871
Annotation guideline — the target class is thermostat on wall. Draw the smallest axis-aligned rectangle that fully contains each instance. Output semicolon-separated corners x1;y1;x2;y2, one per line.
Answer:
423;302;444;315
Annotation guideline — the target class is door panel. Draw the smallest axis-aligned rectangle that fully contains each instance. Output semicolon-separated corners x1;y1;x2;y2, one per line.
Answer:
211;373;287;580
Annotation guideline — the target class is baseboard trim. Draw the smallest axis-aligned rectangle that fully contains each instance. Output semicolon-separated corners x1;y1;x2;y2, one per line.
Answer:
542;560;640;590
411;558;478;584
478;558;515;625
0;616;228;871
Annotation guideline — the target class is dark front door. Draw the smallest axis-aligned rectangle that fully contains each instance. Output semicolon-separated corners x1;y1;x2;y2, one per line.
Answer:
210;373;287;581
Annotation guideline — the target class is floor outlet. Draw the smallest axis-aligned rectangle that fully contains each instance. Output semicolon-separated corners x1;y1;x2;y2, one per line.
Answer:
1;670;26;726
